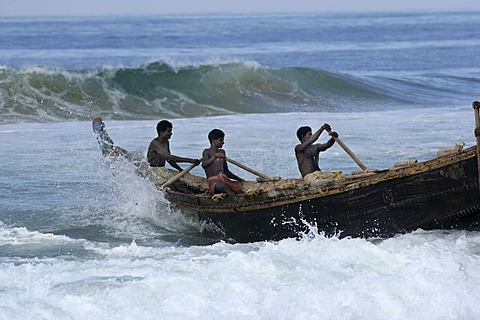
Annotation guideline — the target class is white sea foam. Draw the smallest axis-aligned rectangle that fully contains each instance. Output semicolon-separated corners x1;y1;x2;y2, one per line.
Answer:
1;106;479;319
1;231;480;319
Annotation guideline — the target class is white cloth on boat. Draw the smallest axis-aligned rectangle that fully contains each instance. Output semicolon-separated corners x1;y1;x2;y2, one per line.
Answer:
303;171;341;187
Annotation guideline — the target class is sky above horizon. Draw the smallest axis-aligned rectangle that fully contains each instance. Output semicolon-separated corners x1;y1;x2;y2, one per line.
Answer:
2;0;480;16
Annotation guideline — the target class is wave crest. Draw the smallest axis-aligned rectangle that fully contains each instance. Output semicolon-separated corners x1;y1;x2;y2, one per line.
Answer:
0;61;399;123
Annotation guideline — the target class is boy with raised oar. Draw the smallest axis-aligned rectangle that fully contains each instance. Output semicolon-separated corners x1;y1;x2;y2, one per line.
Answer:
295;123;338;185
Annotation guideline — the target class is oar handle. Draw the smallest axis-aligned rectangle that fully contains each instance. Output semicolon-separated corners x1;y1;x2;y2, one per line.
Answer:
327;129;368;171
160;162;199;190
225;157;271;180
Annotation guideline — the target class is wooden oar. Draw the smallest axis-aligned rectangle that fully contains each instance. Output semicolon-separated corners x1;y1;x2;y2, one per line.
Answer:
472;101;480;192
225;157;272;180
326;129;368;171
159;162;199;190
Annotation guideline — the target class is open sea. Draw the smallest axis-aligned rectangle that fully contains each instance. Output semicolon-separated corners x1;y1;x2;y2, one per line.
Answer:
1;11;480;319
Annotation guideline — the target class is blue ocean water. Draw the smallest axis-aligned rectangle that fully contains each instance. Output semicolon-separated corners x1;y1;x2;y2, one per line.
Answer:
1;11;480;319
1;12;479;123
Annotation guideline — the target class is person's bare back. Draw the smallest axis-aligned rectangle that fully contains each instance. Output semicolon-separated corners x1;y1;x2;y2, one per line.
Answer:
147;120;200;194
147;137;170;167
147;120;200;170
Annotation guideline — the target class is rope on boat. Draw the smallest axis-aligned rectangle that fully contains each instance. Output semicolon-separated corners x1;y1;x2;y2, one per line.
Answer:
211;193;226;201
244;189;259;196
437;142;465;158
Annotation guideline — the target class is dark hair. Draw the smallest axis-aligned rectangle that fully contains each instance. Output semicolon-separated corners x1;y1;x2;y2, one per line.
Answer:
296;126;312;141
208;129;225;142
156;120;172;134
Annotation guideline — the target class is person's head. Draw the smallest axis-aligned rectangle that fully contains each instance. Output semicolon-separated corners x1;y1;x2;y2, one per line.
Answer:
156;120;173;139
296;126;312;142
208;129;225;144
157;120;172;134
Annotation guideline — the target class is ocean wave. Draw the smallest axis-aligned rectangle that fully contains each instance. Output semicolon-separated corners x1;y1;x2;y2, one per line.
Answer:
0;60;459;124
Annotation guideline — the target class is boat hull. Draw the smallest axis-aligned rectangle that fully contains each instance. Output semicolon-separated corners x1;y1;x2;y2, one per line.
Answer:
92;117;480;243
170;149;480;243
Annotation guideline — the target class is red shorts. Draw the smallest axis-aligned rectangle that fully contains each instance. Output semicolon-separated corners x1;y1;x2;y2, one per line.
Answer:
207;172;242;195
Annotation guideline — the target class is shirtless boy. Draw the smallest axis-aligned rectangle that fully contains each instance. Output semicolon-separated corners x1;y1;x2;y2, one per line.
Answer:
202;129;244;196
295;123;338;182
147;120;200;192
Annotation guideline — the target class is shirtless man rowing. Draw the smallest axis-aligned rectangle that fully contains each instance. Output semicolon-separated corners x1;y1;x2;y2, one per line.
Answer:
295;123;338;184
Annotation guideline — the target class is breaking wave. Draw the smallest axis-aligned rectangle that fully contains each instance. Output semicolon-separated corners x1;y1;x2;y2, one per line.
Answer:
0;61;470;123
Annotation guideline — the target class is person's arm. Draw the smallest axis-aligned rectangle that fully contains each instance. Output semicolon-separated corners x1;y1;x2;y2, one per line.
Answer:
316;132;337;152
166;153;199;164
223;151;244;182
294;123;331;154
202;149;218;169
168;155;200;164
225;165;244;182
152;140;199;164
167;159;183;171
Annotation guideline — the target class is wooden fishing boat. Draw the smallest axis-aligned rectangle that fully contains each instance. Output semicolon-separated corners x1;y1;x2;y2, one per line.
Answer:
92;102;480;243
